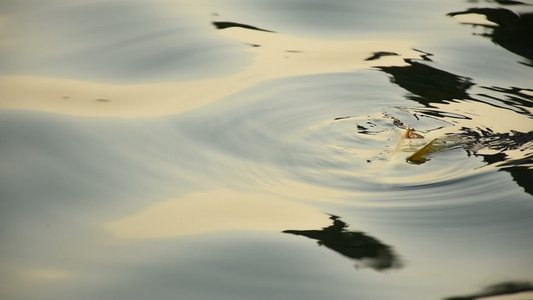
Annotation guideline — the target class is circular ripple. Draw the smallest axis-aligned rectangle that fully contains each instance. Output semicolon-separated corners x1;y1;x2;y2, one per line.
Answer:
177;71;531;211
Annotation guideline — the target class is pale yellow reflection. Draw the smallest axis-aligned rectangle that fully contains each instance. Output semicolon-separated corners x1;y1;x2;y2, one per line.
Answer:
451;13;499;27
0;27;417;117
27;268;70;280
431;100;533;134
522;89;533;97
107;189;332;239
0;267;72;300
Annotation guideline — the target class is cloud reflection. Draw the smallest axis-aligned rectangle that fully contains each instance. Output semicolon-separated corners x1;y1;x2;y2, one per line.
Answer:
106;189;329;239
0;10;425;117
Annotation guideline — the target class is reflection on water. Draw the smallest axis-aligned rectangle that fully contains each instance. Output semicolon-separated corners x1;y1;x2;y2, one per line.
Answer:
0;15;422;117
378;58;475;106
480;86;533;116
106;189;330;238
0;0;243;82
1;0;533;299
284;215;402;271
365;51;399;61
212;21;275;32
373;47;532;176
448;7;533;67
444;281;533;300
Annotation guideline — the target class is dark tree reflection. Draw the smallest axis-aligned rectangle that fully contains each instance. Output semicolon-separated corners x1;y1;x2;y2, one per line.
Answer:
461;129;533;196
448;7;533;67
444;280;533;300
283;215;402;271
377;60;474;106
212;21;275;32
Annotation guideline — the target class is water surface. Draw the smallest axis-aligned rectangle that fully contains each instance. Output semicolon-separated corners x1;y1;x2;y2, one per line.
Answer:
1;0;532;299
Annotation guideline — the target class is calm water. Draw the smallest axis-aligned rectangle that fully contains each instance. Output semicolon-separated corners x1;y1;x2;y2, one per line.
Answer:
1;0;533;299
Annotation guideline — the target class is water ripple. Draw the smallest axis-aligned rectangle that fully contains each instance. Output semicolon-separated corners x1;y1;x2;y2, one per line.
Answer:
178;71;531;208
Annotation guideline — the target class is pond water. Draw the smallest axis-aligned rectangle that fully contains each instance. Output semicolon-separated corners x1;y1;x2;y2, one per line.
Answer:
1;0;532;299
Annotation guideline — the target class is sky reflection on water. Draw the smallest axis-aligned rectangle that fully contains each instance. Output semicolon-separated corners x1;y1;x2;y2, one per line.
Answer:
1;0;533;300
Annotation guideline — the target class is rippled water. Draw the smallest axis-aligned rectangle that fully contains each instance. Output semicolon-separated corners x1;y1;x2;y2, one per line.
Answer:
1;0;533;299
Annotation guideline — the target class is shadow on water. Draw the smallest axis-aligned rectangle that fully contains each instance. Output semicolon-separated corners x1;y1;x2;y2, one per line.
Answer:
444;280;533;300
283;215;402;271
447;7;533;67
